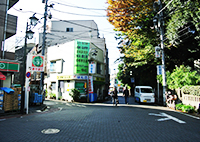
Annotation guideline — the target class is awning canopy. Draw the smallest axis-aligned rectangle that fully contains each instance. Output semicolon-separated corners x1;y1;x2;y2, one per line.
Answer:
0;72;6;80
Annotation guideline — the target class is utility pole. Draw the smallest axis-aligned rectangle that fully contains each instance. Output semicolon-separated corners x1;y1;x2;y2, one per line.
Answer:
40;0;48;94
154;0;166;106
20;22;28;114
158;0;166;106
160;0;166;106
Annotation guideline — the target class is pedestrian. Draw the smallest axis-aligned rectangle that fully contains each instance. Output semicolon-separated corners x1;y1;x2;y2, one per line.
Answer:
123;87;129;104
112;87;118;106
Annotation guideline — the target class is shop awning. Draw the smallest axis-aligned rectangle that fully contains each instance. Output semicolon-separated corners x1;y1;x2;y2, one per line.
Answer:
0;72;6;80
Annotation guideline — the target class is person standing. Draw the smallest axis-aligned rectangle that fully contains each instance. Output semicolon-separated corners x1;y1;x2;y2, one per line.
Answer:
123;87;129;104
112;87;118;106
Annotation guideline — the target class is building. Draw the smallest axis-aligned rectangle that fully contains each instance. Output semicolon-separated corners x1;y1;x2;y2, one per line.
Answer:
110;72;123;93
38;20;110;101
0;0;20;87
0;0;18;54
45;39;105;102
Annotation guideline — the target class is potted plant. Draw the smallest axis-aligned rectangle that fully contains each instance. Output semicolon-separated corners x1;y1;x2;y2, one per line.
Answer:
69;88;80;101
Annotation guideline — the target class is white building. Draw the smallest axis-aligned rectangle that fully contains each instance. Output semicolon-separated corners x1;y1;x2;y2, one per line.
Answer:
37;20;110;101
45;39;105;102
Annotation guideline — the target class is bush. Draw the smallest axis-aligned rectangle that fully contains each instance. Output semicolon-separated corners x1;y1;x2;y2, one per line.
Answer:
182;105;194;113
176;103;184;110
176;103;194;113
69;88;80;101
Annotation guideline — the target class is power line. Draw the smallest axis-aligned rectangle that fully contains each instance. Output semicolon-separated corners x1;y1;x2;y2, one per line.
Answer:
51;0;152;11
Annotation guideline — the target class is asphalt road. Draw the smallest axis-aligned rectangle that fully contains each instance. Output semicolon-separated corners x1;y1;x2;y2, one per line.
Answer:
0;96;199;142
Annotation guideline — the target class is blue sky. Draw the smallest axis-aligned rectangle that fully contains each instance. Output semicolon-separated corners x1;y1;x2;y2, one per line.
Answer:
6;0;121;74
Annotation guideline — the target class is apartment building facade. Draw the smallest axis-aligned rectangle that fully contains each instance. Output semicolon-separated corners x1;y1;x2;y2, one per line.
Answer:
39;20;110;100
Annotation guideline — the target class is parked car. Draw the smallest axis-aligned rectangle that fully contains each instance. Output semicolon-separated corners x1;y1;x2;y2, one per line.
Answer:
134;86;155;103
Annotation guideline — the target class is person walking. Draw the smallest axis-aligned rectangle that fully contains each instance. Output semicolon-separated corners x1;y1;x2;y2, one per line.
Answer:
112;87;118;106
123;87;129;104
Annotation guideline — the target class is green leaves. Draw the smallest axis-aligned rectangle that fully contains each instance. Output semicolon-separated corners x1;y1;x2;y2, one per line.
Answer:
158;65;200;90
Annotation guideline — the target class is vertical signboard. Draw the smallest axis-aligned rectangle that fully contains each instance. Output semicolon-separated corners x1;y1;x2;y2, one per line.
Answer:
88;76;93;94
74;40;90;74
157;65;162;75
89;62;96;74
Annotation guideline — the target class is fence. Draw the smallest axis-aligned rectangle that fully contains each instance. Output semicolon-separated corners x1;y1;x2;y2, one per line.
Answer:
176;87;200;110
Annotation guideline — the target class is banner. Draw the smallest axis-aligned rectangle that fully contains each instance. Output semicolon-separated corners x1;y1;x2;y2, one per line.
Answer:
88;76;93;93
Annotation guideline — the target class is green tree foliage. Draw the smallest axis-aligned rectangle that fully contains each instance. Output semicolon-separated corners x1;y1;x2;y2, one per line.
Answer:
157;65;200;90
107;0;158;67
107;0;200;88
117;63;157;88
164;0;200;69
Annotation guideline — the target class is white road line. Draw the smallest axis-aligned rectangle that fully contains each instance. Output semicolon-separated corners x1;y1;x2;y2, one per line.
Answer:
0;119;6;121
149;112;186;123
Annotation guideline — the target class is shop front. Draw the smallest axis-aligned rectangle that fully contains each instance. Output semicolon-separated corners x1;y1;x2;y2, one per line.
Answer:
0;59;20;112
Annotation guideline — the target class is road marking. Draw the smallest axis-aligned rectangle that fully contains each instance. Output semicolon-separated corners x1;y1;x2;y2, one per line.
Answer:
0;119;6;121
149;112;186;124
41;128;60;134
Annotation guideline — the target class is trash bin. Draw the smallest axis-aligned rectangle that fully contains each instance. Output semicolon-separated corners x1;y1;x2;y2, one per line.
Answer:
89;93;97;102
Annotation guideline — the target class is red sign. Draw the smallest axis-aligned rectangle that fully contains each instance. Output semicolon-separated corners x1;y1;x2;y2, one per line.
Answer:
88;76;93;93
26;72;31;78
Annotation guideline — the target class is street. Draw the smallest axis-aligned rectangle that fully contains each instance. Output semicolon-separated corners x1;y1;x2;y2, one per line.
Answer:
0;95;199;142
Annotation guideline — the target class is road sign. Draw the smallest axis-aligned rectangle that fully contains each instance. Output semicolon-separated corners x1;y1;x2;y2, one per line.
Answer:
26;72;31;78
157;65;162;75
131;77;135;83
155;46;161;58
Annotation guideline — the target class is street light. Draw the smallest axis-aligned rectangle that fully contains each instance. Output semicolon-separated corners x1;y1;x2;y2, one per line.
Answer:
20;14;38;114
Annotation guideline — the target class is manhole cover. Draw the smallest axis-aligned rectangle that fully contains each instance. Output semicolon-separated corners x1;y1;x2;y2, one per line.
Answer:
41;128;60;134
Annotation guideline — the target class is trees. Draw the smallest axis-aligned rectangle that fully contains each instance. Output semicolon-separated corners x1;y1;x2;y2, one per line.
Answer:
107;0;200;88
157;65;200;90
164;0;200;70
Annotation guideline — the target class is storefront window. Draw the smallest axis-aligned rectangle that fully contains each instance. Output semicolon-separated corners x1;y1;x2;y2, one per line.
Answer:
75;82;85;94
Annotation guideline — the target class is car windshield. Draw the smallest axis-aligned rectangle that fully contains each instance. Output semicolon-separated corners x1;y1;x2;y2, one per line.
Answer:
141;88;153;93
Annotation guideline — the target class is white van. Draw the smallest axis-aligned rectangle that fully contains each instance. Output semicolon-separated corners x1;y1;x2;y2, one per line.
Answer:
134;86;155;103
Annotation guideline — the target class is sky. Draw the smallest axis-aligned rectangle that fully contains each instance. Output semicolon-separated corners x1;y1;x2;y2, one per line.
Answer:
5;0;122;75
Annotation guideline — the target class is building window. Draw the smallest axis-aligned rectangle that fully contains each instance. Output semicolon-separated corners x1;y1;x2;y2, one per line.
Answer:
51;82;56;90
50;61;56;72
66;28;73;32
50;60;63;73
97;63;101;74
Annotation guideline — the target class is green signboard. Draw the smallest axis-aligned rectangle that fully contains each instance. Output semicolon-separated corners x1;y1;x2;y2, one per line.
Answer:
0;61;20;72
74;40;90;74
